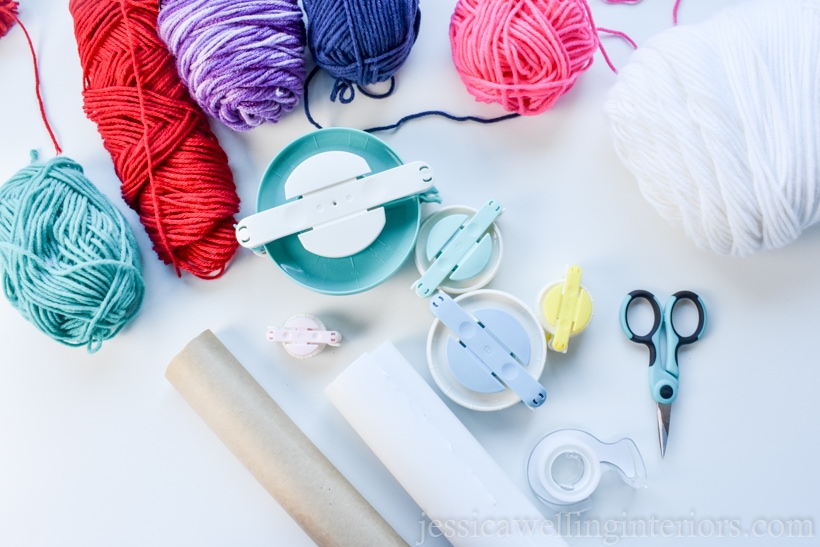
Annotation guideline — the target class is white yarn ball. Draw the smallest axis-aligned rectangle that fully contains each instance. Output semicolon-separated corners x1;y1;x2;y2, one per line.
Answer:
604;0;820;256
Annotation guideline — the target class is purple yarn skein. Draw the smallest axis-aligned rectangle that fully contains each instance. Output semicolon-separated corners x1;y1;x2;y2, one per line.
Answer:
158;0;307;131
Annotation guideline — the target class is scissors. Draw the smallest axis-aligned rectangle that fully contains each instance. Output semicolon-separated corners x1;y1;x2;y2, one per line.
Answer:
619;290;707;458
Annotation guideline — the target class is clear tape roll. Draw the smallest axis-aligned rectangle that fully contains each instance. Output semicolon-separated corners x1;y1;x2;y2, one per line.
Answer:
527;429;647;513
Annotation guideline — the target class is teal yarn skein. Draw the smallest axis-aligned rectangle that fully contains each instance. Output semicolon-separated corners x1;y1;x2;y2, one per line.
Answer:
0;152;145;353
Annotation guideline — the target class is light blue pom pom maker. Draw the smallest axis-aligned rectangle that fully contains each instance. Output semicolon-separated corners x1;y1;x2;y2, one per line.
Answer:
235;128;439;295
427;290;548;411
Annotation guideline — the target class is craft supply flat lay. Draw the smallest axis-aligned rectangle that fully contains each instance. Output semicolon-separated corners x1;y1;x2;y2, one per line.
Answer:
1;1;819;546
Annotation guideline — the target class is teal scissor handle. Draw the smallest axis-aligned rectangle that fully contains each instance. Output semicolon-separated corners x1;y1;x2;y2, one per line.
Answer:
620;290;707;404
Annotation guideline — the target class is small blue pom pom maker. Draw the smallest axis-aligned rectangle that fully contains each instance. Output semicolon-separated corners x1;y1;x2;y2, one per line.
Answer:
413;199;503;297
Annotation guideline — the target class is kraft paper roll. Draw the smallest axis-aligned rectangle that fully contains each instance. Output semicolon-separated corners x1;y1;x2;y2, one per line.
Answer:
325;342;568;547
165;330;407;547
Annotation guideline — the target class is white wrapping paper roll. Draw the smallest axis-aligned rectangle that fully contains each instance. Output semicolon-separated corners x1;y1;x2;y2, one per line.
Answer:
325;342;567;547
165;330;406;547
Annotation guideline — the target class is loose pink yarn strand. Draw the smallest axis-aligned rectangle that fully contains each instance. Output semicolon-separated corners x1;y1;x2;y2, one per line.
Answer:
598;0;684;73
577;0;633;75
596;27;637;73
580;1;639;76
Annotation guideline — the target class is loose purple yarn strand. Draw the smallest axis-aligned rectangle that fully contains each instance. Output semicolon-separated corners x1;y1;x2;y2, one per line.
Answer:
158;0;307;131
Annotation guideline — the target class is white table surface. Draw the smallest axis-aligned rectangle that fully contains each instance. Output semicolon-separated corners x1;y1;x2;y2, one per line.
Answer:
1;1;818;545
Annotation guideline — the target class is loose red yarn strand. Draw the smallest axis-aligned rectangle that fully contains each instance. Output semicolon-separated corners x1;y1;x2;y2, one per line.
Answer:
116;0;175;274
69;0;240;279
1;1;62;155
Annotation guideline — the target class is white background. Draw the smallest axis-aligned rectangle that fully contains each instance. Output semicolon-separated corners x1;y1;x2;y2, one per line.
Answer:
1;0;818;545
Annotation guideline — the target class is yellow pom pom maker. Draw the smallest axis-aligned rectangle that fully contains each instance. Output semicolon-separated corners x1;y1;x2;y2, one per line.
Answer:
537;265;592;353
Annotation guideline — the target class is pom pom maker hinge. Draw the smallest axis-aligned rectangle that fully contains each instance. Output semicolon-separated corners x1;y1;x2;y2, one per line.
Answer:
429;291;547;409
414;200;503;297
267;314;341;358
235;151;434;257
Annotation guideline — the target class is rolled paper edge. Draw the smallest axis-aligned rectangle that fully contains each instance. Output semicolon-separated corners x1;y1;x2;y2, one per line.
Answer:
165;329;407;547
325;341;568;547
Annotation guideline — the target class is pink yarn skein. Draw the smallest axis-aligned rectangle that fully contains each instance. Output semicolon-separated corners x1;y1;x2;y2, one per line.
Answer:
449;0;601;115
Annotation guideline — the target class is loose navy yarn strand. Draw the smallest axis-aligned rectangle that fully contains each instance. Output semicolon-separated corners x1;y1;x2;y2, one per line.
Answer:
362;110;519;133
303;65;520;133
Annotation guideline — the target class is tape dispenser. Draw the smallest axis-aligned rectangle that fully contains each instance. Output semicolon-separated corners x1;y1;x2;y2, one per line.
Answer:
527;429;647;513
235;128;438;295
413;200;503;297
427;290;548;411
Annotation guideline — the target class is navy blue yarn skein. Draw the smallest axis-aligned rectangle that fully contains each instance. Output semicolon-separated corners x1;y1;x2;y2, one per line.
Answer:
302;0;420;97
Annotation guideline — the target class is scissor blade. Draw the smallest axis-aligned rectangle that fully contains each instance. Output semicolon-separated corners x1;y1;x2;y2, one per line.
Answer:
657;403;672;458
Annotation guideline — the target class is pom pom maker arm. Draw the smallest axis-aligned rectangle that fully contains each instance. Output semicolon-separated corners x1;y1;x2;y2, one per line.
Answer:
430;291;547;409
414;199;503;297
235;151;434;257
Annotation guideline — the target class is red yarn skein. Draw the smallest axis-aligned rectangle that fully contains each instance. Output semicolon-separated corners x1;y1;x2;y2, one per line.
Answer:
450;0;601;116
70;0;240;278
0;0;18;37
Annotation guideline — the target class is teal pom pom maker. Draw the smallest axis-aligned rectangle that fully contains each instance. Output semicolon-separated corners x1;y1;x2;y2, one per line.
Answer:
236;128;439;295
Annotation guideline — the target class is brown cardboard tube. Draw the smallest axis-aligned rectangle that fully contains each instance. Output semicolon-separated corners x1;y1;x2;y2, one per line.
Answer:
165;329;407;547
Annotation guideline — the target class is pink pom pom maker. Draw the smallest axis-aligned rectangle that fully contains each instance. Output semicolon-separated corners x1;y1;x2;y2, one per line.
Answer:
267;314;341;359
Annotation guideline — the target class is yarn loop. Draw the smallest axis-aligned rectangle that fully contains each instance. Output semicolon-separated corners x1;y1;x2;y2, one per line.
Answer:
0;153;145;353
450;0;601;115
157;0;307;131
